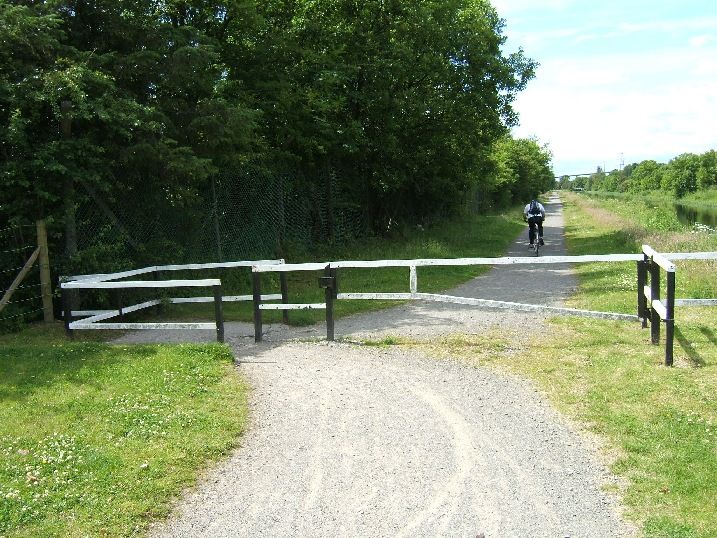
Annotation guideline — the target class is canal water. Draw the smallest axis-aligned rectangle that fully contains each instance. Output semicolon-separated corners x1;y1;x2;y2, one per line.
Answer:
675;203;717;229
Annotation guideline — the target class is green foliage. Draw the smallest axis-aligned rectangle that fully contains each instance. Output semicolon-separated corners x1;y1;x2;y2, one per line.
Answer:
489;136;554;205
1;0;542;279
575;148;716;198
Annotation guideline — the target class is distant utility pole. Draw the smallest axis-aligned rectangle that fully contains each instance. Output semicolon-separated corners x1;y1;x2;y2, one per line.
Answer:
619;152;625;171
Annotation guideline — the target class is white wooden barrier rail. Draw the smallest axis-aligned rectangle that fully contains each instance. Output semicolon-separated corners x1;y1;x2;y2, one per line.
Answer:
62;279;221;289
68;259;285;283
60;278;227;342
252;247;717;349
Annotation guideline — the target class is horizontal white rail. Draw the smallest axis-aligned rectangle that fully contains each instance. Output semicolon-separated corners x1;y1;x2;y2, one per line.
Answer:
70;310;114;316
259;303;326;310
157;259;284;271
338;293;415;300
417;293;639;321
675;299;717;306
171;294;282;304
253;262;329;273
62;279;221;290
663;252;717;261
71;322;216;330
67;259;285;283
331;254;644;269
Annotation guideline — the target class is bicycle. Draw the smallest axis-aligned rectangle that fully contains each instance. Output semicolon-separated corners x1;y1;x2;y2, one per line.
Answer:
528;222;543;256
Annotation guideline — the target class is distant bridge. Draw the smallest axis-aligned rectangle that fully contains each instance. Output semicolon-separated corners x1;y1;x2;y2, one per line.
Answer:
554;171;620;179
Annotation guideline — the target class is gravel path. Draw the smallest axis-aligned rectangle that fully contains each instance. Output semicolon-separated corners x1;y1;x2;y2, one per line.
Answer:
129;194;635;537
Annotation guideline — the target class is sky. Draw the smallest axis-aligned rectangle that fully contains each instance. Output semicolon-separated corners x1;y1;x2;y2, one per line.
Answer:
492;0;717;177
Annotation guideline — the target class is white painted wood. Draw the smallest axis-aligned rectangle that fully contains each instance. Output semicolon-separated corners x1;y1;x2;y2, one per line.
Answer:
675;299;717;306
416;293;639;321
259;303;326;310
410;266;417;294
652;299;668;320
67;259;284;283
71;322;216;330
62;279;221;289
338;293;416;300
644;286;652;302
69;310;114;316
67;266;157;283
157;259;284;271
170;294;282;304
330;253;644;269
664;252;717;261
78;300;161;324
642;245;676;272
253;262;328;273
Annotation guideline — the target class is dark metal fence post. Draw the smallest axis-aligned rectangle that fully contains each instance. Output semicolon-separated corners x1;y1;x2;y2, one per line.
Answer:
637;260;648;328
280;272;289;325
214;284;224;343
665;271;675;366
61;285;73;339
324;265;334;341
252;271;262;342
649;260;661;345
114;289;124;321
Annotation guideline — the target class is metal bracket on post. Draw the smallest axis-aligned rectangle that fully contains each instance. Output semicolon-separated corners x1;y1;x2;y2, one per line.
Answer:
214;284;224;343
319;265;336;341
252;271;262;342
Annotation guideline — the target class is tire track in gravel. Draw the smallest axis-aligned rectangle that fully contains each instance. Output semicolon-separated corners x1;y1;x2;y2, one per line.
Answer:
129;194;636;537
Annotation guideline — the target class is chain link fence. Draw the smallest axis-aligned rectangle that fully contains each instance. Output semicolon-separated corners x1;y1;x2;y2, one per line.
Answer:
73;166;369;273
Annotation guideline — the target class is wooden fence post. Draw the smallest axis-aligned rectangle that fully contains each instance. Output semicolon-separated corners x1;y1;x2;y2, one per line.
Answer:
649;260;661;345
252;271;262;342
36;220;54;322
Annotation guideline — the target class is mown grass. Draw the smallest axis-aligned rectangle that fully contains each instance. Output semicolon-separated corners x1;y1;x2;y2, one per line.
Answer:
147;210;525;326
0;325;247;537
390;192;717;537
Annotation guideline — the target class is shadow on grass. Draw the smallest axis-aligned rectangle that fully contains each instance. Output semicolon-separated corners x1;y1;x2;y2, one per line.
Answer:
565;228;638;256
0;339;160;402
675;326;706;368
700;326;717;347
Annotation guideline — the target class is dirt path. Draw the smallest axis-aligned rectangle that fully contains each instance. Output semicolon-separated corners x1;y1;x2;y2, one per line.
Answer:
130;194;635;537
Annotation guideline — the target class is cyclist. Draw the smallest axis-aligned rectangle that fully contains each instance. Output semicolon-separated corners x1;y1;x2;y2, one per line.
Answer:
523;199;546;248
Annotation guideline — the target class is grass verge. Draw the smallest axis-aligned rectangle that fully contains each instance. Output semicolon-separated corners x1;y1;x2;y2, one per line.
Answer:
0;325;247;537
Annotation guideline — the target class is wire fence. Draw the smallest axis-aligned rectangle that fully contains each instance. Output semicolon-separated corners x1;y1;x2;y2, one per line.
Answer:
0;224;44;332
73;165;369;272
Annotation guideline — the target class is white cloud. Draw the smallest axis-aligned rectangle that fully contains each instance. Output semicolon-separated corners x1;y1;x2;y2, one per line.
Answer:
690;35;714;47
512;49;717;175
